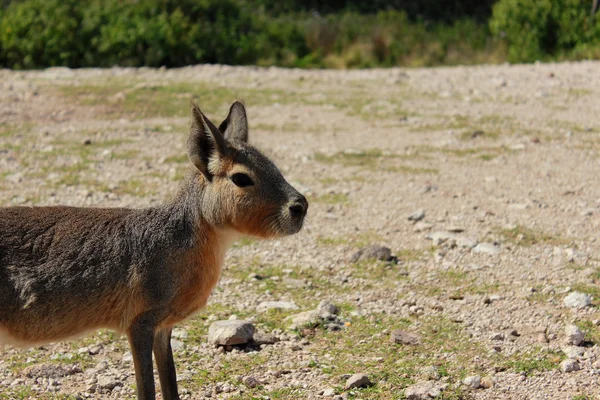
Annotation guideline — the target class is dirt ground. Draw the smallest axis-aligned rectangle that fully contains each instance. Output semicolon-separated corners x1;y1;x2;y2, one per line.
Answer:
1;61;600;400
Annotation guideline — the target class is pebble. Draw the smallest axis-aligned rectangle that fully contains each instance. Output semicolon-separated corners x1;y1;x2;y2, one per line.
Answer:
414;221;434;232
563;346;585;359
426;231;477;248
480;376;494;389
563;292;591;308
405;381;447;399
490;332;504;341
350;246;393;262
473;243;501;255
408;209;425;222
317;300;339;315
256;301;298;312
561;359;580;373
243;376;261;389
253;331;279;345
390;330;421;345
286;310;321;330
322;387;336;396
207;320;255;346
463;375;481;389
564;324;585;346
420;366;441;381
97;376;119;391
171;339;185;351
344;373;372;390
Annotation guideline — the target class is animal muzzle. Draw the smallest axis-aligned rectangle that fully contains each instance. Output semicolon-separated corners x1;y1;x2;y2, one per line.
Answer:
282;193;308;234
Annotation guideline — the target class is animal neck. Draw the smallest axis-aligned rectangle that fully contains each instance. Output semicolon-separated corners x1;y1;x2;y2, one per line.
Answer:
168;171;239;251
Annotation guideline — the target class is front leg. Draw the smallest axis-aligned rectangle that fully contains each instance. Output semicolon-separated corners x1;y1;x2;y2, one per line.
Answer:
128;312;158;400
154;327;180;400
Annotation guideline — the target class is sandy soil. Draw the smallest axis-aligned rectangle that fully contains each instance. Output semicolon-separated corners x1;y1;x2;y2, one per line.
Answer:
1;61;600;400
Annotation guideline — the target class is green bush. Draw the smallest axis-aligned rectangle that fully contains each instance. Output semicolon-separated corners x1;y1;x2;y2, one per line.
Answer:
490;0;600;62
0;0;90;68
0;0;308;69
1;0;598;69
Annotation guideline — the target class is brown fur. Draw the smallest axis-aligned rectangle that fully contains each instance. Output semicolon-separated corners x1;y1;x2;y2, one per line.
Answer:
0;101;308;400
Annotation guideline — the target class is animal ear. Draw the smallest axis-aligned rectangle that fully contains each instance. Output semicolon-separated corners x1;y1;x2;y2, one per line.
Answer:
187;102;228;180
218;101;248;143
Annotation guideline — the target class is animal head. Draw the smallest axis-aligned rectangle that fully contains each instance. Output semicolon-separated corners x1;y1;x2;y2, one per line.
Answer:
187;101;308;238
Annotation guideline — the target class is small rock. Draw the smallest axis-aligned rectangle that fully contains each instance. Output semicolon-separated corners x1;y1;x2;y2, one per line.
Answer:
562;346;585;359
257;301;298;312
563;292;591;308
344;373;372;390
426;231;476;248
473;243;501;255
121;352;133;363
561;359;580;373
408;209;425;222
317;301;339;315
414;222;434;232
427;231;455;246
463;375;480;389
490;332;504;341
253;331;280;345
170;339;185;351
243;376;260;389
390;330;421;345
480;376;493;389
405;381;447;399
208;320;255;346
286;310;321;330
565;324;585;346
350;246;393;262
420;366;440;381
97;376;120;391
322;387;336;396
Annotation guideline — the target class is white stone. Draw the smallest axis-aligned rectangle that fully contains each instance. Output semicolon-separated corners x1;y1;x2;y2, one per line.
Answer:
563;292;591;308
565;324;585;346
473;243;501;255
208;320;255;346
463;375;481;389
257;301;299;312
561;359;580;373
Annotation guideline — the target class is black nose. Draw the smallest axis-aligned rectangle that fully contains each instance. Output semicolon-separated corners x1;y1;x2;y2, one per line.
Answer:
289;195;308;218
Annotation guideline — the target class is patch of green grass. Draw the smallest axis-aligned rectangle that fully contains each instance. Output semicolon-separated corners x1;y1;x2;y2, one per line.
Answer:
315;148;387;167
409;144;512;161
385;165;439;174
572;395;598;400
57;80;295;119
316;231;384;248
233;237;257;248
567;88;593;97
0;386;78;400
575;320;600;345
164;154;191;164
502;348;563;375
311;192;350;205
316;236;350;246
496;225;571;247
315;148;435;174
112;149;141;160
570;284;600;305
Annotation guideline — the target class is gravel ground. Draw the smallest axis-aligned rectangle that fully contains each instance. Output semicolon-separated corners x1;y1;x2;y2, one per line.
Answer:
1;61;600;400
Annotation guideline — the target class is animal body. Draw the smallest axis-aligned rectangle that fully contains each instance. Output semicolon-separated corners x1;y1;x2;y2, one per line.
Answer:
0;101;308;399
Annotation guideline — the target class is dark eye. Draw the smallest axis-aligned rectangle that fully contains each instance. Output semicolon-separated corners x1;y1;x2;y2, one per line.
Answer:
231;173;254;187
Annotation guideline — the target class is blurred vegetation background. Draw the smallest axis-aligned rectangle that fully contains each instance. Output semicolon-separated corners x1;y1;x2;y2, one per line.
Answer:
0;0;599;69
